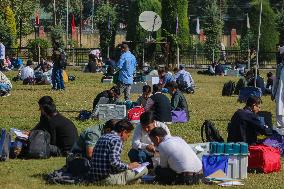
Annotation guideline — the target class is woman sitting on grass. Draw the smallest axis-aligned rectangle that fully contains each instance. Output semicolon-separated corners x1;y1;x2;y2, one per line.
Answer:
136;85;152;107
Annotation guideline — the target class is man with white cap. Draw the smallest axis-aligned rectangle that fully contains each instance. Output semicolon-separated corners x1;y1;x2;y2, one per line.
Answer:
272;46;284;128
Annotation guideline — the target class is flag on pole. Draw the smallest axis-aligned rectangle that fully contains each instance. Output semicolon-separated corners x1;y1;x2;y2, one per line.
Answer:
35;10;40;26
196;17;200;34
175;16;179;35
71;14;77;40
247;14;250;29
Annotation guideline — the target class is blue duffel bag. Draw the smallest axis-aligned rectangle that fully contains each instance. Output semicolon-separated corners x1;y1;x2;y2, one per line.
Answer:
238;87;262;103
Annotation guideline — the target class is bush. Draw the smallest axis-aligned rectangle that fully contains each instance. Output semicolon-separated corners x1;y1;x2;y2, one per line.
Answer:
4;6;17;47
0;14;13;48
26;38;51;61
49;25;65;48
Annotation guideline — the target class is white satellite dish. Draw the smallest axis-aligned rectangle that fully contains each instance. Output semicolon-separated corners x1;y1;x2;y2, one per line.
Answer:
139;11;162;32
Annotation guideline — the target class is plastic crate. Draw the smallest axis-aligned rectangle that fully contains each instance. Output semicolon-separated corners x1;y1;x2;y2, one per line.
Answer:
227;155;248;179
210;142;248;155
97;104;126;121
130;82;147;94
102;78;113;83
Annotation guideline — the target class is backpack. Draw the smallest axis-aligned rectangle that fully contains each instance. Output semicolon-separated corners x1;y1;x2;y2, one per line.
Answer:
201;120;224;142
128;106;145;122
0;129;11;161
27;130;50;159
222;81;235;96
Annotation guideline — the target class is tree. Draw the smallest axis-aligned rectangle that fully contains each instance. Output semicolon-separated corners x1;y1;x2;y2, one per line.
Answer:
276;10;284;44
246;0;279;59
161;0;191;54
95;2;117;58
0;14;13;48
202;0;224;61
126;0;161;58
50;25;65;48
3;6;17;47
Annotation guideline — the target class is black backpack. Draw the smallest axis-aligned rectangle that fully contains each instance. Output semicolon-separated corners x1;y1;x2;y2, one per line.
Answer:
201;120;224;142
0;129;11;161
27;130;50;159
222;81;235;96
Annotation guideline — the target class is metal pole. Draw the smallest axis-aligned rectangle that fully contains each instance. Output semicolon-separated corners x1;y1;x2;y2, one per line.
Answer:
66;0;69;48
80;1;82;47
53;0;56;25
142;44;145;66
255;0;263;87
248;30;250;70
213;49;215;63
177;46;180;68
38;45;41;65
92;0;95;33
19;18;22;48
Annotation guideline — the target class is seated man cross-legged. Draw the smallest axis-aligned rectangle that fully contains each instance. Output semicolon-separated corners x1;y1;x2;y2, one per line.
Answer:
149;127;203;185
128;111;171;165
90;119;147;185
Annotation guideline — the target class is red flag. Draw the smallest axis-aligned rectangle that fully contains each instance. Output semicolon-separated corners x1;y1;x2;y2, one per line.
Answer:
71;15;76;34
35;10;40;26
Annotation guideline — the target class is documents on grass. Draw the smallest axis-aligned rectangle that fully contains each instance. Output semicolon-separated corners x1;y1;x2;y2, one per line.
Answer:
133;162;150;173
10;128;28;140
218;181;244;186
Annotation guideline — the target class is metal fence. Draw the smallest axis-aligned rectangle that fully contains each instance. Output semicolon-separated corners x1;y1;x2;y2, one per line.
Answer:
5;48;278;68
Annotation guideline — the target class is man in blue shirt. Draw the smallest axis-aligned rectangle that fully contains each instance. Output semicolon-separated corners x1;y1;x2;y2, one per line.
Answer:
174;65;195;93
117;44;137;100
158;68;175;88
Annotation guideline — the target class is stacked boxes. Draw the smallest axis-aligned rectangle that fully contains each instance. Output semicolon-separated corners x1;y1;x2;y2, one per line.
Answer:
209;142;248;179
97;104;126;121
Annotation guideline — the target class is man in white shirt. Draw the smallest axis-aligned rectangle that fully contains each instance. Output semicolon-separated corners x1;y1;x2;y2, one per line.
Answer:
0;41;5;70
149;127;203;185
128;111;170;165
20;60;34;81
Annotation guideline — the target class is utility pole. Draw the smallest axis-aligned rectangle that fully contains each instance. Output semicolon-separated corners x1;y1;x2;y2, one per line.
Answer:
66;0;69;48
80;1;83;47
255;0;263;87
92;0;95;33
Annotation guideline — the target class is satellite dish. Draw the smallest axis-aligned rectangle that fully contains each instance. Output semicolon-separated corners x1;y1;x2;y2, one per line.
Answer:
139;11;162;32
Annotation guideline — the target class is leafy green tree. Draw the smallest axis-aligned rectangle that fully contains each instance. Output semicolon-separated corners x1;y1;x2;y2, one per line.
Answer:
246;0;279;59
276;10;284;44
95;2;117;58
0;14;13;47
26;38;51;61
50;25;65;48
126;0;161;59
3;6;17;47
201;0;224;61
161;0;190;50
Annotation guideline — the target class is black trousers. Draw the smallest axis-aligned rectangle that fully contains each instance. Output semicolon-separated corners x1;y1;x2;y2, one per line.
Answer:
155;166;202;185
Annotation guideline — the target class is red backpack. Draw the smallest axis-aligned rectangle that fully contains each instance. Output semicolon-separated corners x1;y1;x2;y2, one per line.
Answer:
248;144;281;173
128;106;145;122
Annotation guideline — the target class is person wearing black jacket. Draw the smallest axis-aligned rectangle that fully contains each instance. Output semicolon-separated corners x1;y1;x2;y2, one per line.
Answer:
92;86;120;111
227;96;272;145
41;102;78;156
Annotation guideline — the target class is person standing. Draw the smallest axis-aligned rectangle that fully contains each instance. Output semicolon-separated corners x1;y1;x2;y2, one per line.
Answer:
117;44;137;101
51;42;66;90
0;41;5;70
272;46;284;128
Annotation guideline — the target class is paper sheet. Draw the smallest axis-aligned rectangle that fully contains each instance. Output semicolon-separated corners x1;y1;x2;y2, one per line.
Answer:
218;181;244;186
11;128;28;140
133;162;150;173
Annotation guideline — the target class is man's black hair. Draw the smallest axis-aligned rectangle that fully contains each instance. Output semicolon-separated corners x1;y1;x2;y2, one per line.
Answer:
246;96;261;107
41;103;57;116
149;127;167;138
142;85;151;93
152;84;162;93
110;86;120;96
103;119;120;131
38;96;54;106
113;119;134;133
267;72;273;78
140;111;155;126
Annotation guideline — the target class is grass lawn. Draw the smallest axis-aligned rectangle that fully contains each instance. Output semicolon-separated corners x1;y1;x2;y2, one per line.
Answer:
0;69;283;189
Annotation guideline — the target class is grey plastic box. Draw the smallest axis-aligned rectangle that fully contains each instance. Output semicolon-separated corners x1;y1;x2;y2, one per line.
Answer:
130;82;148;93
102;78;113;83
226;155;248;179
97;104;126;121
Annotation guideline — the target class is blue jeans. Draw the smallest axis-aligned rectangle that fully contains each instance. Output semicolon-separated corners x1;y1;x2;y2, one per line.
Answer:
128;149;153;164
52;68;64;90
0;83;11;95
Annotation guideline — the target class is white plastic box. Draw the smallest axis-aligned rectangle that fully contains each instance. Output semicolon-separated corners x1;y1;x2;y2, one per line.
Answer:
145;76;159;85
188;143;210;160
227;155;248;179
225;70;240;77
130;82;148;93
102;78;113;83
97;104;126;121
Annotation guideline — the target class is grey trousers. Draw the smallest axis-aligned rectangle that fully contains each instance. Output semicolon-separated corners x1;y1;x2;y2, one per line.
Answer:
98;167;148;185
118;82;131;101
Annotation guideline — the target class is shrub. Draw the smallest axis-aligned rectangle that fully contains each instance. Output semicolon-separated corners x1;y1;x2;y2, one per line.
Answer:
26;38;51;61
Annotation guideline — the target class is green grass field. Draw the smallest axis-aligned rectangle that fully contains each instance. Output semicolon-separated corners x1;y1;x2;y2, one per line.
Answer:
0;69;283;189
